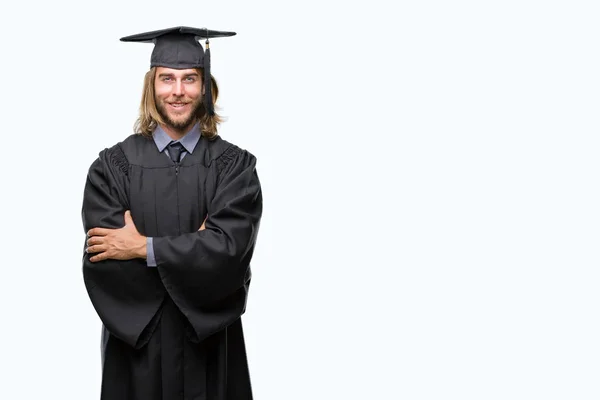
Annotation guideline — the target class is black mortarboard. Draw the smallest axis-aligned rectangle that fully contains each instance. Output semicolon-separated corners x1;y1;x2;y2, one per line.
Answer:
120;26;236;115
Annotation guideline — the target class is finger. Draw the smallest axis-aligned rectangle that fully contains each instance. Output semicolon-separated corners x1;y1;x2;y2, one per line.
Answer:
124;210;132;225
87;244;108;254
198;215;208;231
87;228;111;237
90;251;109;263
87;236;104;246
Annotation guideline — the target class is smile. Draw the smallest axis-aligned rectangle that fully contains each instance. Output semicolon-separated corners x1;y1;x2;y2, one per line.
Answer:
169;102;189;110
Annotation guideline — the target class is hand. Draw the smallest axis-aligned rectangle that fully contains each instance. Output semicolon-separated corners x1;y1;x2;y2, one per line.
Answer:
86;210;146;262
199;215;208;231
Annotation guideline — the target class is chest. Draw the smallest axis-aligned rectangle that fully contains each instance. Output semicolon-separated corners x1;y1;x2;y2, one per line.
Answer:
127;163;214;237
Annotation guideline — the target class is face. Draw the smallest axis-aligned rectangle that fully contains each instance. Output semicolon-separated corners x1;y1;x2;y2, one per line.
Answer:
154;67;204;133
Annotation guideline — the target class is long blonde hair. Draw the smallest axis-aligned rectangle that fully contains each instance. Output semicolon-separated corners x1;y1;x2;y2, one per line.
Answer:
134;67;223;139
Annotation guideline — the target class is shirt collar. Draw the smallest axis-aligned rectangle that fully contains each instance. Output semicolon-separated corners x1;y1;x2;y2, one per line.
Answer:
152;122;202;154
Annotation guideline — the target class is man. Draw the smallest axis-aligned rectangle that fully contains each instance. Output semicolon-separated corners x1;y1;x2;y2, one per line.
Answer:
81;26;262;400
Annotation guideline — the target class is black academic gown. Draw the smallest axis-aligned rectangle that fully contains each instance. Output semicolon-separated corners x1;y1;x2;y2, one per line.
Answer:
81;133;262;400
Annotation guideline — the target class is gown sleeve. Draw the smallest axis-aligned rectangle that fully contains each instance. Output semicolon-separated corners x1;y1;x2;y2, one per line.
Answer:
82;145;165;349
153;146;263;341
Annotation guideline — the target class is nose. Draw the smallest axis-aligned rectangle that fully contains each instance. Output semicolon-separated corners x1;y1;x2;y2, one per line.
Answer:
173;79;184;96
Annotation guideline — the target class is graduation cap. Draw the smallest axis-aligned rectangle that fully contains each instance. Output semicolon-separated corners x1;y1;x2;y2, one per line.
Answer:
120;26;236;116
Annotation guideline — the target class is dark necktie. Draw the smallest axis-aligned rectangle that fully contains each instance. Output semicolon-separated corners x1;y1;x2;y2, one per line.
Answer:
168;142;184;164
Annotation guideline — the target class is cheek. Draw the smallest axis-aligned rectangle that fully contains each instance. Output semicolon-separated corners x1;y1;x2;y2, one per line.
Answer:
188;84;203;99
154;84;171;99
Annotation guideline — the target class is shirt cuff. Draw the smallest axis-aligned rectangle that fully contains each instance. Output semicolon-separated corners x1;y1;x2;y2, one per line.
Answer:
146;237;157;267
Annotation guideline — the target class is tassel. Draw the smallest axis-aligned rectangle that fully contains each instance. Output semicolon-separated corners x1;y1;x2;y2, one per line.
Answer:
203;39;213;116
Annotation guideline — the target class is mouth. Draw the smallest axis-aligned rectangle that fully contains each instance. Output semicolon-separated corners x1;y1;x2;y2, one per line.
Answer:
168;102;189;111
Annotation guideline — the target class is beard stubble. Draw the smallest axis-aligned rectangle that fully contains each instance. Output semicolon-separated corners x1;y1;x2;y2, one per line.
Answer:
156;97;204;133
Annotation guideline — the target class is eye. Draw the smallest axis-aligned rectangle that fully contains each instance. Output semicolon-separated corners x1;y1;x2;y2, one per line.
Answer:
185;76;196;82
162;76;173;82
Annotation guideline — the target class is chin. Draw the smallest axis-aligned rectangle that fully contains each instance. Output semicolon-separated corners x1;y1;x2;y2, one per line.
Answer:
167;116;195;131
169;114;192;123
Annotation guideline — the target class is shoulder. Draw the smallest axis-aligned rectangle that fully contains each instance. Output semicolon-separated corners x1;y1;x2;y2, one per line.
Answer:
101;133;155;168
119;133;153;157
206;136;256;173
96;134;148;174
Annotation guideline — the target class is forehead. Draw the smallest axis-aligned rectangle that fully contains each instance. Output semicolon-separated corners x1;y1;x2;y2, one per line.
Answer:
155;67;199;76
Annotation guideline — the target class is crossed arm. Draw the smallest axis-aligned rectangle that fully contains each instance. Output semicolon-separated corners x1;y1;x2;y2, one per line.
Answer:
86;211;207;263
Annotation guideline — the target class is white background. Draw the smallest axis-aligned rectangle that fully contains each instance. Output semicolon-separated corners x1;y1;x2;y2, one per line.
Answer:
0;0;599;399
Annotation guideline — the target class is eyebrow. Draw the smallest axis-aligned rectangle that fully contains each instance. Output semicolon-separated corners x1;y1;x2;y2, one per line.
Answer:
157;72;200;78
